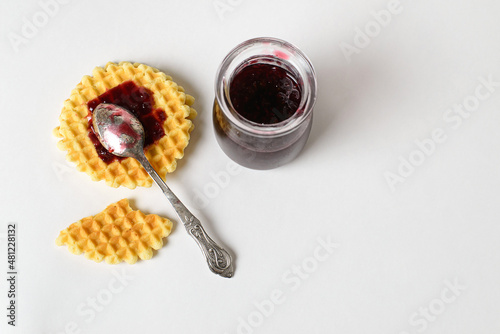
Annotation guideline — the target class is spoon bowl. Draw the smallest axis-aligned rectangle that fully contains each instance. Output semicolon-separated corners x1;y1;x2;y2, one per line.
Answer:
92;103;234;278
92;103;145;158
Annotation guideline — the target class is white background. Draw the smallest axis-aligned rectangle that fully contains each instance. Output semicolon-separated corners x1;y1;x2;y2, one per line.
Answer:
1;0;499;333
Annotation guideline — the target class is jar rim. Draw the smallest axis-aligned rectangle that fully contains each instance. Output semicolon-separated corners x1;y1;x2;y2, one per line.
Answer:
214;37;317;136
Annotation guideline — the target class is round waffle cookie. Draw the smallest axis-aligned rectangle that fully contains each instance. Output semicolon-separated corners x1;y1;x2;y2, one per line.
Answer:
53;61;196;188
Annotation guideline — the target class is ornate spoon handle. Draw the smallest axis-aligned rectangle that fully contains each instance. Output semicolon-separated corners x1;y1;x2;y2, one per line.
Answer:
181;214;234;278
136;154;234;278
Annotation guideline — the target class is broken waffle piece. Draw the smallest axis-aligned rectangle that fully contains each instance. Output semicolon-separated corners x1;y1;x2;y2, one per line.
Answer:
56;199;173;264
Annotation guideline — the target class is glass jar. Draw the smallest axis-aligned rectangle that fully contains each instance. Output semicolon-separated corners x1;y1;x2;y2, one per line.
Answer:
213;37;317;170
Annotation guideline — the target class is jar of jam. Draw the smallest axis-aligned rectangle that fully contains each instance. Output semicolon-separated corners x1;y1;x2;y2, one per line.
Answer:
213;37;317;170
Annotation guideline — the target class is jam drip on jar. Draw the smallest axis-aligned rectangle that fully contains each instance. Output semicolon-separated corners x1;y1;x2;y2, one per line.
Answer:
86;81;167;164
229;63;302;124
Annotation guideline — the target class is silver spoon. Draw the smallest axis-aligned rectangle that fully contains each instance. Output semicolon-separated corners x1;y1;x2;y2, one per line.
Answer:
92;103;234;278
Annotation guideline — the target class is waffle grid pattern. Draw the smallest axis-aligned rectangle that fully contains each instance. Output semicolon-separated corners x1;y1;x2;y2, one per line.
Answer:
56;199;173;264
53;61;196;188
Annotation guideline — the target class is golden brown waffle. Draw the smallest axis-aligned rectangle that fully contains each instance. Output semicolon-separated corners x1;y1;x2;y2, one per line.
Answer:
53;61;196;188
56;199;173;264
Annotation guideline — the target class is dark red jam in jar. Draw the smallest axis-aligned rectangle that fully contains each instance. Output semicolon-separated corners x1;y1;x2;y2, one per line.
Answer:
86;81;167;164
213;38;317;170
229;63;302;124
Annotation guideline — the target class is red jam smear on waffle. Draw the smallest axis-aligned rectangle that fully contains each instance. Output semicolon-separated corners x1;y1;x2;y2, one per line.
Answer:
87;81;167;164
